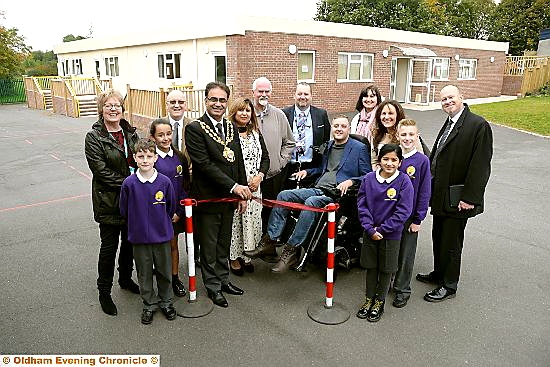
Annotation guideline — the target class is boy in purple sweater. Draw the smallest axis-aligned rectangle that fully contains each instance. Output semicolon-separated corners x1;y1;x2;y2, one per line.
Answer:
356;144;413;322
120;139;177;325
392;119;431;308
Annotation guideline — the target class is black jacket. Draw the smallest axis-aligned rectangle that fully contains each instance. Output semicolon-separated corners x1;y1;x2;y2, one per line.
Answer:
85;118;139;224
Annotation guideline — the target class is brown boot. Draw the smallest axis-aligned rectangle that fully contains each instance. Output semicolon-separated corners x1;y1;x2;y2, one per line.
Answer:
271;244;299;273
244;234;277;259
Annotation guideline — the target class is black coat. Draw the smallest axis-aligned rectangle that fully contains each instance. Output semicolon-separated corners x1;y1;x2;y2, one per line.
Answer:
184;114;247;213
430;104;493;218
282;105;330;166
85;118;139;225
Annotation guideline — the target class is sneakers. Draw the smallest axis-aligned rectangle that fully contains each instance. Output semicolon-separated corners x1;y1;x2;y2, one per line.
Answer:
244;234;278;259
367;299;385;322
356;297;374;319
271;244;298;273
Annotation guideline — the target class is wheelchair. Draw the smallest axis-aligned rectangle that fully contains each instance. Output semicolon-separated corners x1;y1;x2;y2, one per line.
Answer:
279;134;370;274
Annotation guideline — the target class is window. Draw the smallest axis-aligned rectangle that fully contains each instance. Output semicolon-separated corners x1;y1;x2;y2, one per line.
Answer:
431;58;449;80
297;51;315;82
60;59;83;75
337;52;374;82
72;59;83;75
458;58;477;80
158;53;181;79
105;57;119;77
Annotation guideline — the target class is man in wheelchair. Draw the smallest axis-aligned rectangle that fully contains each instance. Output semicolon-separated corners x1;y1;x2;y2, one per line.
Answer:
244;115;371;272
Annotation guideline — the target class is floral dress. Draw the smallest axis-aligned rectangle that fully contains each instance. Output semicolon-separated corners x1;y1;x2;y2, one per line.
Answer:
230;131;263;261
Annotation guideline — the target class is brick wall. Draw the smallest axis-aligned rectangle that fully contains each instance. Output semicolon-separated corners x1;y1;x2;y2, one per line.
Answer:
501;75;523;96
226;31;506;113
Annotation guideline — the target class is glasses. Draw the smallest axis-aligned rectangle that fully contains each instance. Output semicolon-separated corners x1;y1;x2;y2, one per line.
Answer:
167;100;187;105
206;97;228;104
104;104;122;109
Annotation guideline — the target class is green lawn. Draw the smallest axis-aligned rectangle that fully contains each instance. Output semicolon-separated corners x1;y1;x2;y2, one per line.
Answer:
470;96;550;136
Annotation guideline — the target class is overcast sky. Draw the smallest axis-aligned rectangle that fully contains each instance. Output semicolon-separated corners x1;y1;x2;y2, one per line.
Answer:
1;1;319;51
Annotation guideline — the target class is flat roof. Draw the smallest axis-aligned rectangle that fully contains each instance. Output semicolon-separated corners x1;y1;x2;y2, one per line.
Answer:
54;15;509;54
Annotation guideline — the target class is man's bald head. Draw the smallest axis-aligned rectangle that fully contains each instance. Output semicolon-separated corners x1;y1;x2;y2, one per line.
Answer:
440;85;464;118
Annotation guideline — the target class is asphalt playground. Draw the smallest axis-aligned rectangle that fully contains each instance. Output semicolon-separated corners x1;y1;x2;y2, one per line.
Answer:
0;104;548;366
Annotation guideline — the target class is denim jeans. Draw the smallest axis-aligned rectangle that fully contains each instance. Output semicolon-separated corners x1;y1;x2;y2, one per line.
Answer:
267;188;333;247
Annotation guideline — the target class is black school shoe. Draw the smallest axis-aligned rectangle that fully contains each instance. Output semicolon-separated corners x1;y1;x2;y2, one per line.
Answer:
160;305;177;320
392;294;410;308
141;309;154;325
367;299;385;322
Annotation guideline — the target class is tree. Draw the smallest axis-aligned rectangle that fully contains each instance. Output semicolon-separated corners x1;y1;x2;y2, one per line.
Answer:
490;0;550;55
63;34;88;42
22;50;58;76
0;25;30;79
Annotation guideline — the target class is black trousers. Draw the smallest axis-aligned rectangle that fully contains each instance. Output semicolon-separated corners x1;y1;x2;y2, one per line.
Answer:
194;205;234;293
432;215;468;291
261;166;289;233
97;223;134;293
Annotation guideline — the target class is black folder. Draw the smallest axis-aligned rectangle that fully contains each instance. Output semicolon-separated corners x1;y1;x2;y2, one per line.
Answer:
449;184;464;208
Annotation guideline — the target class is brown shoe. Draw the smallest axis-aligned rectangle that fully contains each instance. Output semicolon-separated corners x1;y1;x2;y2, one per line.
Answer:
244;234;277;259
271;244;298;273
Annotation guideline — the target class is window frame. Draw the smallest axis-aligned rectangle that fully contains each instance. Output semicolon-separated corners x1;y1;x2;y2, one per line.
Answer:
158;52;181;79
458;58;477;80
337;52;374;83
430;57;450;81
104;56;120;77
297;50;315;83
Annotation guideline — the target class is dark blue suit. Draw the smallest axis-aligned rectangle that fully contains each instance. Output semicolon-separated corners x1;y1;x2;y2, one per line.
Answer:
266;137;371;247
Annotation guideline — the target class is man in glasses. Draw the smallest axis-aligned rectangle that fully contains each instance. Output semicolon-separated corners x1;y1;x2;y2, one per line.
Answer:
251;77;295;239
185;82;252;308
166;90;190;153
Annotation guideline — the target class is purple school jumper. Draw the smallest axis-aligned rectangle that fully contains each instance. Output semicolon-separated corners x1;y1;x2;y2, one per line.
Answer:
357;170;414;240
154;148;188;218
120;170;176;244
399;150;431;224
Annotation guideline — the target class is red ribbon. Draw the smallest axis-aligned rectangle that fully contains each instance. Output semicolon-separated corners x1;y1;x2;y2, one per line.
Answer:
181;196;339;213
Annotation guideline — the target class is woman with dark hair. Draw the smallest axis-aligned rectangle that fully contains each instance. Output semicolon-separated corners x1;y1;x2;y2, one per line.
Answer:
350;85;382;141
85;89;140;316
227;97;269;275
370;100;405;170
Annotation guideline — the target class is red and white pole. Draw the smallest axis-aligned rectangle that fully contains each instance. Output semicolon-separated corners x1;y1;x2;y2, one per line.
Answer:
183;198;197;302
325;203;337;308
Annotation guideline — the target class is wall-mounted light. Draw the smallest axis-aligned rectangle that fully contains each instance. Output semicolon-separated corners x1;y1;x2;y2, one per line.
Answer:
490;56;495;63
203;46;209;54
288;45;297;55
143;49;148;58
382;49;389;58
454;54;460;61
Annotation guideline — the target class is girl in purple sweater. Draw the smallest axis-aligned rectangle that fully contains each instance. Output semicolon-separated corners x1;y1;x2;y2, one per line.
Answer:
356;144;413;322
150;118;191;298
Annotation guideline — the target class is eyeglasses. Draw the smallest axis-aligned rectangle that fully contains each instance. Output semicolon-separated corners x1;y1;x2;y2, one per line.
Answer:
206;97;228;104
103;104;122;109
167;100;187;105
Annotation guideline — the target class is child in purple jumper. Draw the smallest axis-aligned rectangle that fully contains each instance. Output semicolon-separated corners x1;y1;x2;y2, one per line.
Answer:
120;139;177;325
356;144;413;322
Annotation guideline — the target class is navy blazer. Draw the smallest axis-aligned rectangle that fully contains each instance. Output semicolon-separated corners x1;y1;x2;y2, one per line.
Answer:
306;138;371;186
282;105;330;165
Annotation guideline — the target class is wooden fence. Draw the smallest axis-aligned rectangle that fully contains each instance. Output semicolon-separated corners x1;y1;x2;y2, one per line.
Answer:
504;56;550;95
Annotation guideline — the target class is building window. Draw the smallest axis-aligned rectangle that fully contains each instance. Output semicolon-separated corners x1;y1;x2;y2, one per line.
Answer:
431;58;449;80
458;59;477;80
72;59;83;75
105;57;119;77
337;52;374;81
297;51;315;82
60;59;83;75
158;53;181;79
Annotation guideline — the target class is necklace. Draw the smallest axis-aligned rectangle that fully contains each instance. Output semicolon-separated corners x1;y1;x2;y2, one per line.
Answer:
198;120;235;162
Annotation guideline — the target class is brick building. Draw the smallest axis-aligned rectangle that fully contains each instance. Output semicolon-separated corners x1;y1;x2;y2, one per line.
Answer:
54;15;509;113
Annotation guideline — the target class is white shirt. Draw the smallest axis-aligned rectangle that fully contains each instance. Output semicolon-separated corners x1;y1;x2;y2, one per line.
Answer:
169;116;184;150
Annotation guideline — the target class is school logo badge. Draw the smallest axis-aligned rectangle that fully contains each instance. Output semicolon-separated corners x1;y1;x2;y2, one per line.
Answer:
176;165;183;175
386;188;397;199
406;165;416;177
155;191;164;201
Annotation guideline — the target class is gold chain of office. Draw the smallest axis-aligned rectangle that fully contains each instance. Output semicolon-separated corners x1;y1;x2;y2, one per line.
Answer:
198;120;235;162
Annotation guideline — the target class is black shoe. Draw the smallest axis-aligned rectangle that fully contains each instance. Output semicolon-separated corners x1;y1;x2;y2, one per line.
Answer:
99;293;117;316
221;282;244;295
208;290;228;308
356;297;374;319
160;305;177;320
392;294;409;308
416;272;439;285
119;279;140;294
243;261;255;273
141;309;154;325
367;299;385;322
172;277;187;297
424;286;456;302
